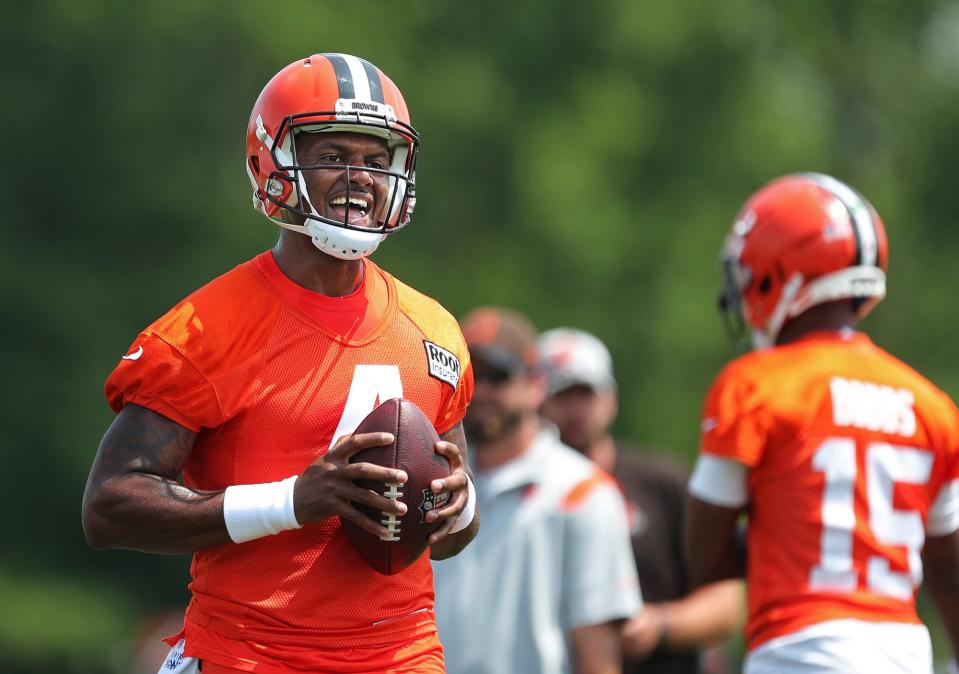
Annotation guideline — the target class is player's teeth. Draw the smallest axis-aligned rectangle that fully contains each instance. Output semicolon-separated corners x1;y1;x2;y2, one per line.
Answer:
328;196;368;211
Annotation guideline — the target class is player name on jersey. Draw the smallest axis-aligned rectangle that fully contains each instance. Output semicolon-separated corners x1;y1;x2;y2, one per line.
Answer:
830;376;916;437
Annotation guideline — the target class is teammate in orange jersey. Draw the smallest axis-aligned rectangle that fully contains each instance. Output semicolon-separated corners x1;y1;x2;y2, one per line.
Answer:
81;53;478;674
686;173;959;673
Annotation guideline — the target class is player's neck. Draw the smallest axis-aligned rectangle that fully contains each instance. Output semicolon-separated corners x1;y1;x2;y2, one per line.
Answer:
272;232;365;297
474;415;541;472
776;301;857;346
584;433;617;473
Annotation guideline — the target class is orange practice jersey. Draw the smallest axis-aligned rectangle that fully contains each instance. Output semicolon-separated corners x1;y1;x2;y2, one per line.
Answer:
700;331;959;651
105;251;472;673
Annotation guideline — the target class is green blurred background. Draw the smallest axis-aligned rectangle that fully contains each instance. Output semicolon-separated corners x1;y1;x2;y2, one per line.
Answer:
6;0;959;671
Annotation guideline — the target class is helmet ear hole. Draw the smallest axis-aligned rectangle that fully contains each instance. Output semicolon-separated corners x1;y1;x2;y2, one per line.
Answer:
758;275;772;294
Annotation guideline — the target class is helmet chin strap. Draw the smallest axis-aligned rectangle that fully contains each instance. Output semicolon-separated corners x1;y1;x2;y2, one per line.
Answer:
752;273;804;349
261;119;387;261
752;266;887;349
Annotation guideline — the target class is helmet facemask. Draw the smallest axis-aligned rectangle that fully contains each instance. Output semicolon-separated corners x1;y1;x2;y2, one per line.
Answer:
717;212;758;350
255;107;418;260
717;255;752;351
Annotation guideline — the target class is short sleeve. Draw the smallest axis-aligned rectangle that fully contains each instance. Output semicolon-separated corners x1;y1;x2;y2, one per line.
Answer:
104;332;222;431
688;454;750;508
435;357;473;435
392;277;473;436
700;365;770;467
561;475;642;629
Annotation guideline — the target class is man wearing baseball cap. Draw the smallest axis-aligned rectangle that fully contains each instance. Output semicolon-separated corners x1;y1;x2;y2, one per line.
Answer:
433;307;641;674
539;328;744;674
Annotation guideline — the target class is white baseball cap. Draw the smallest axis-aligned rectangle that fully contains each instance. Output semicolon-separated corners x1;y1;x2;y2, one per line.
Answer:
538;327;616;396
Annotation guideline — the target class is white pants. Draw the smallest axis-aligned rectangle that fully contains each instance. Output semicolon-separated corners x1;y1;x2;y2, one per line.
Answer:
156;638;199;674
745;620;932;674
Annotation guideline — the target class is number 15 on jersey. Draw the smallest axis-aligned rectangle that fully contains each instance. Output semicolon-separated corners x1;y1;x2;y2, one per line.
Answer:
811;437;932;601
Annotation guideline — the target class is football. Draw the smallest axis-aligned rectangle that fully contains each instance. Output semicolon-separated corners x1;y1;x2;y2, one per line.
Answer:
344;398;452;575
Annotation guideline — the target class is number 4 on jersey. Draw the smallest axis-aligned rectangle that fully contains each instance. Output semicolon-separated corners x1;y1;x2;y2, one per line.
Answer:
329;365;403;450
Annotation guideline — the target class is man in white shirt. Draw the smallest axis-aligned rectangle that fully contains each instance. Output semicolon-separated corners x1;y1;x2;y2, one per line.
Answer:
433;306;641;674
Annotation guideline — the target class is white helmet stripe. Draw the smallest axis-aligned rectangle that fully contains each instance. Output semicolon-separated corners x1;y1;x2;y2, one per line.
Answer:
852;191;879;267
341;54;373;102
803;173;878;266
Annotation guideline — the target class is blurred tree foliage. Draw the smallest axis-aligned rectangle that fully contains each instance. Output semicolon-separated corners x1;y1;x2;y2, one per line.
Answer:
5;0;959;671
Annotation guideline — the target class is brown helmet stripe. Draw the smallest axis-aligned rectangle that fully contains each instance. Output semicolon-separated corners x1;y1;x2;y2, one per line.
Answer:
360;59;385;103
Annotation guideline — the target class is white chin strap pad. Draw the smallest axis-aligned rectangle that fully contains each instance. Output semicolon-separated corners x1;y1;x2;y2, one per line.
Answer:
274;219;386;261
306;220;386;260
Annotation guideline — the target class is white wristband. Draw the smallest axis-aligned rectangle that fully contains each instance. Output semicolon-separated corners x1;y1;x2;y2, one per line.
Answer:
449;474;477;534
223;476;302;543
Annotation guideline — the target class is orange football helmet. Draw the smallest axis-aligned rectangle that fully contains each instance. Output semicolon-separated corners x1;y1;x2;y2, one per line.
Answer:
719;173;888;348
246;54;418;259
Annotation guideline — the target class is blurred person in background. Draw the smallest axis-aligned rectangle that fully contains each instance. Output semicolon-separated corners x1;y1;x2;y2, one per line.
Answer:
433;306;641;674
539;327;744;674
81;53;477;674
686;173;959;673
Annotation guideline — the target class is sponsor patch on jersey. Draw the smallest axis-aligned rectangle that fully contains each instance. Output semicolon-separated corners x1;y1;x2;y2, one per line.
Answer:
418;488;450;523
424;341;461;389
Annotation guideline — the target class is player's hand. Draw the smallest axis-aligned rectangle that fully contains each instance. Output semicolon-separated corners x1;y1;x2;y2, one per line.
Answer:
293;432;408;538
622;604;669;660
425;439;469;544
